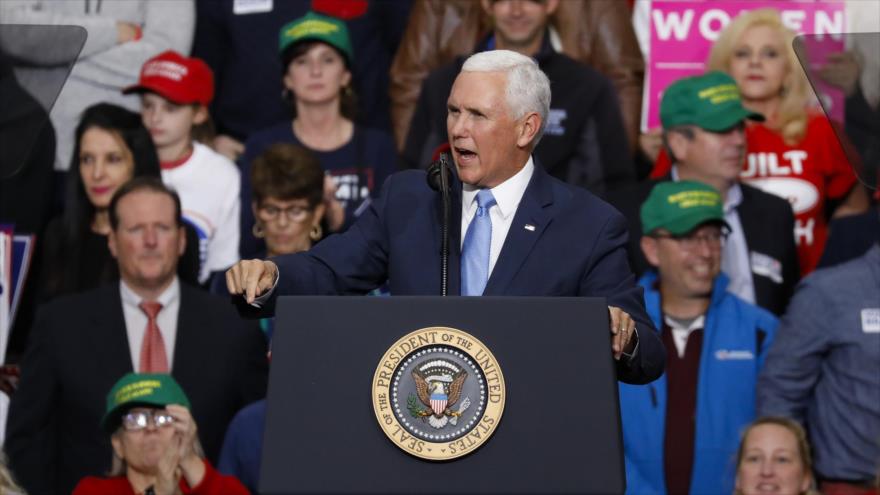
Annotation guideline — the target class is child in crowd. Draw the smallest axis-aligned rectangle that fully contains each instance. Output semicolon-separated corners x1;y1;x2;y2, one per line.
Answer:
124;51;240;284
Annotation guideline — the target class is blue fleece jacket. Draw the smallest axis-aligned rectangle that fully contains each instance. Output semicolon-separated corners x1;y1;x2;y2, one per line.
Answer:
619;271;778;495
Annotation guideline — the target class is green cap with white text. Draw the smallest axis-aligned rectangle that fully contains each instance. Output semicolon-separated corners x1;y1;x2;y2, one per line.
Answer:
660;71;764;131
278;11;353;64
101;373;190;432
641;180;730;235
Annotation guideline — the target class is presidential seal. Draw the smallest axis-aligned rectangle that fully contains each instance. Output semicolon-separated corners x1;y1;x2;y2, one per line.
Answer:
372;327;505;461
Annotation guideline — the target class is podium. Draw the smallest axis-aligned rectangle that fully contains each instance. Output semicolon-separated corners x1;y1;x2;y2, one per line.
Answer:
260;296;626;494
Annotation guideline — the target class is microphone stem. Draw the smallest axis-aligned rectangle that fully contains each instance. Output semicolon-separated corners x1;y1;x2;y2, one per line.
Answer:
440;158;450;296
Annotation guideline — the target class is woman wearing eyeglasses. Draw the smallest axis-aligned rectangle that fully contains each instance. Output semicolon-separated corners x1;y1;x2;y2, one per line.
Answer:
250;143;326;261
213;144;325;491
212;143;325;342
73;373;248;495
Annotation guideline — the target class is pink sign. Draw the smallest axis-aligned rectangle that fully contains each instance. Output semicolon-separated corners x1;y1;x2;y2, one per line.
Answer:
643;0;846;130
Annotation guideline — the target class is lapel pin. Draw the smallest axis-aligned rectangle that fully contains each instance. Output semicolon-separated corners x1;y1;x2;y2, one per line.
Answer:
524;224;536;231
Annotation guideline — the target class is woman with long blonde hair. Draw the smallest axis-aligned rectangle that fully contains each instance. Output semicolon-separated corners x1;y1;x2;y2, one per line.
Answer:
707;8;868;274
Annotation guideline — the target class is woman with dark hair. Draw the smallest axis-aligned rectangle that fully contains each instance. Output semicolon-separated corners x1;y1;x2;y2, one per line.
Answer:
250;143;325;258
212;143;324;336
39;103;198;301
214;144;324;490
238;11;397;258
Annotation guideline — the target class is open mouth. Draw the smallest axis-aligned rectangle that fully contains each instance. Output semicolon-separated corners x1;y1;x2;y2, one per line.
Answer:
455;147;477;161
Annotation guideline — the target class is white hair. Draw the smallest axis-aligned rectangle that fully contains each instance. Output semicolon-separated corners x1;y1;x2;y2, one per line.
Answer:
461;50;551;146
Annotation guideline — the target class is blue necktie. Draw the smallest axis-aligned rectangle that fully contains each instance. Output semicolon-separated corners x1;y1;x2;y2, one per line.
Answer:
461;189;496;296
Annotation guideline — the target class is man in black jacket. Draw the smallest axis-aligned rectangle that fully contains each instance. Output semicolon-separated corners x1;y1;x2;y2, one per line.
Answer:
607;72;799;316
5;178;268;495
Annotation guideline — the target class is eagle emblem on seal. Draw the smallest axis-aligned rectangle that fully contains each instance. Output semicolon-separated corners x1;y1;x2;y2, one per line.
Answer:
408;359;471;429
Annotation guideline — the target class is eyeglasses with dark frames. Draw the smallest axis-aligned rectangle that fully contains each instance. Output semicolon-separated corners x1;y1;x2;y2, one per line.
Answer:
650;230;729;251
257;204;313;223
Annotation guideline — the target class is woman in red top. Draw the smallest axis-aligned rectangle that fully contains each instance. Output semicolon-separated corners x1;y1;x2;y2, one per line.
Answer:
73;373;248;495
653;9;869;274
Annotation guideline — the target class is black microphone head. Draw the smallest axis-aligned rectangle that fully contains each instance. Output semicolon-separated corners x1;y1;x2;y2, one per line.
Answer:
427;152;453;192
427;159;442;191
427;143;452;191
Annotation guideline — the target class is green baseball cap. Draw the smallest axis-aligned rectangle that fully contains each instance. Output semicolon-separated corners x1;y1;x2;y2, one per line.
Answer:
101;373;190;432
641;180;731;235
660;71;764;131
278;11;353;65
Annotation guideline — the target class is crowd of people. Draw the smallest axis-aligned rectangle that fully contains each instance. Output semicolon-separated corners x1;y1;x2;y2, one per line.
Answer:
0;0;877;494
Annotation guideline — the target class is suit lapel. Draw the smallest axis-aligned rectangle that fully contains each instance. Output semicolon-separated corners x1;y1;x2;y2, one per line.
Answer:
88;284;134;376
733;185;758;250
483;166;555;295
172;285;200;385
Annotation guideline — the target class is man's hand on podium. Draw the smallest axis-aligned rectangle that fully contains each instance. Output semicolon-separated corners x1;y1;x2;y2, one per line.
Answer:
608;306;637;361
226;259;279;304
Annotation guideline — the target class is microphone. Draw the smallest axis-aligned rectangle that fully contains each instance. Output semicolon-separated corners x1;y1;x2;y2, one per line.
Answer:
426;143;451;192
426;144;452;296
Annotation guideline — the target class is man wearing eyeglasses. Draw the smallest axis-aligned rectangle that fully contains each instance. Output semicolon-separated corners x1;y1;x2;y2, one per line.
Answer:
606;71;799;317
617;180;779;495
6;178;268;495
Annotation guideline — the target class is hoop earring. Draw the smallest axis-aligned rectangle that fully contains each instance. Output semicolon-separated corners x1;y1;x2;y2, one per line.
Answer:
309;224;322;241
252;223;265;239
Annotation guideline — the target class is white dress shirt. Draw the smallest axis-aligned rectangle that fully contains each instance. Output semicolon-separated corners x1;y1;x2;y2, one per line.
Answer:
461;157;535;277
665;314;706;358
719;184;756;304
120;277;180;371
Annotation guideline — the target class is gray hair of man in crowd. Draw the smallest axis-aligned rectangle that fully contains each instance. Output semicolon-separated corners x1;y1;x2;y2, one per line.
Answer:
461;50;551;147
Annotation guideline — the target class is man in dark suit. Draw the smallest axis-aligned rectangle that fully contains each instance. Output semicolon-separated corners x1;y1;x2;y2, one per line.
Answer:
227;49;664;385
606;72;799;316
6;178;268;495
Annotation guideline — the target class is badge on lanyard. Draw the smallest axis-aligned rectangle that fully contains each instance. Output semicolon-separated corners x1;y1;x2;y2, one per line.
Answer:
750;251;783;284
862;308;880;333
233;0;273;15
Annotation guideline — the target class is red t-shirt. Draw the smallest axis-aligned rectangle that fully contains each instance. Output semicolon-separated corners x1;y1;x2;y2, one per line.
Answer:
650;114;857;274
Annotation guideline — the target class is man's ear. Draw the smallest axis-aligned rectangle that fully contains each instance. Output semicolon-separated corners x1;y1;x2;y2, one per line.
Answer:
108;230;119;259
545;0;561;15
667;131;689;164
516;112;542;149
640;235;660;268
177;225;186;256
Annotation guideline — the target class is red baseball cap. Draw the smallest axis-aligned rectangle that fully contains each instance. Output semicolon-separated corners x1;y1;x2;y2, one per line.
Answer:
123;50;214;105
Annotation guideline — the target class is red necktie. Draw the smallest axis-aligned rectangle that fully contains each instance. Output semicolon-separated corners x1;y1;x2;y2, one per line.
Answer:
138;301;168;373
